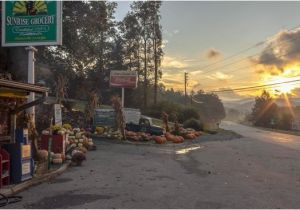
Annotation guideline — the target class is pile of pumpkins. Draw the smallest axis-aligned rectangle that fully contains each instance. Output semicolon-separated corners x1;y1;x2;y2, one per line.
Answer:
95;126;123;140
125;131;152;141
66;128;95;152
37;150;65;164
125;128;203;144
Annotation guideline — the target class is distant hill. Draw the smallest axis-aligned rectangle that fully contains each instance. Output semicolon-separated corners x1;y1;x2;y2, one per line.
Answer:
222;98;254;114
222;97;300;114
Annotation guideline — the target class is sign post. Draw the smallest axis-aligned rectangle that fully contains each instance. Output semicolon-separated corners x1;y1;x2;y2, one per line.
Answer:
121;88;124;108
25;46;37;122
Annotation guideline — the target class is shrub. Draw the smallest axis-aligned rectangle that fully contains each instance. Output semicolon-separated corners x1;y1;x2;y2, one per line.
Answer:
183;118;203;131
178;107;200;123
144;101;183;121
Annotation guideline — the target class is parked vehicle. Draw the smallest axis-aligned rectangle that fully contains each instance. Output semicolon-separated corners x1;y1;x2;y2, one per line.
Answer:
94;108;164;136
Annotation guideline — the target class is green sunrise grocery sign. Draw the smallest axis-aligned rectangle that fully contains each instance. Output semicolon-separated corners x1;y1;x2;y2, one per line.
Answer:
1;1;62;46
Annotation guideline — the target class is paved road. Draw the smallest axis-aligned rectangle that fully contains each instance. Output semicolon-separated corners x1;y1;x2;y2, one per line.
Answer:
221;121;300;150
7;125;300;209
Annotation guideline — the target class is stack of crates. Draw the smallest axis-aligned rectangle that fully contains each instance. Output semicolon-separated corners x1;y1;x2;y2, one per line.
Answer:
0;148;10;188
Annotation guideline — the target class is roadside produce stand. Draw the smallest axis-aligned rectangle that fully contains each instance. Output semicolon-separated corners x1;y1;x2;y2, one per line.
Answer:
0;78;48;187
93;107;202;144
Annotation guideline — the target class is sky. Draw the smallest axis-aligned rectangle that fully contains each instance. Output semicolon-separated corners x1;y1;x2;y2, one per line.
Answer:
115;1;300;101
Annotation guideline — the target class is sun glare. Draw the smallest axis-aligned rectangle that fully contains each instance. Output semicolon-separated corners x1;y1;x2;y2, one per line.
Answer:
266;76;298;95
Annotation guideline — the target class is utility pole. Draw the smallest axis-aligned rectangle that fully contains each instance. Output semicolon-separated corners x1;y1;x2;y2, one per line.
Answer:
184;72;188;106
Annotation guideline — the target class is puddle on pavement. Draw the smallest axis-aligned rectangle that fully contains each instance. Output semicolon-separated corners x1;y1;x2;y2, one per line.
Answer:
175;146;202;155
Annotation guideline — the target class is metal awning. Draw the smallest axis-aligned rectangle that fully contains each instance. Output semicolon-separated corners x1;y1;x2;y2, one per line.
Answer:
0;79;49;94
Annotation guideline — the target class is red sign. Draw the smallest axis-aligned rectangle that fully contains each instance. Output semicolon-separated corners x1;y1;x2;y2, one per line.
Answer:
110;71;138;88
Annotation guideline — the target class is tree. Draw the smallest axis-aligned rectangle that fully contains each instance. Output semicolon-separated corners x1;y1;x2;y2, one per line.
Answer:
131;1;154;108
148;1;163;105
251;90;278;127
36;1;118;104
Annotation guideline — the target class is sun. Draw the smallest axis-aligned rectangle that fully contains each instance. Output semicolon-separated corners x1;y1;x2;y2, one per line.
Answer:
265;76;298;95
274;83;294;94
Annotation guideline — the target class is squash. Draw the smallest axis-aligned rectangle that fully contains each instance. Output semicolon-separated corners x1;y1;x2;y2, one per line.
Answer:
37;150;48;161
96;126;105;134
52;158;63;164
53;153;62;159
78;146;88;153
42;130;50;135
75;133;82;139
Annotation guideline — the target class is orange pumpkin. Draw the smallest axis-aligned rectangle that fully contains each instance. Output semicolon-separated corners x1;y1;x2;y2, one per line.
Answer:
165;133;175;141
154;136;166;144
132;136;140;141
185;133;196;139
161;136;167;142
194;131;202;137
173;136;184;143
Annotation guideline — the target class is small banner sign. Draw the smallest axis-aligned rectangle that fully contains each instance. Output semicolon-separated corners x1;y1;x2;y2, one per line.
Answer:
54;104;62;126
110;71;138;89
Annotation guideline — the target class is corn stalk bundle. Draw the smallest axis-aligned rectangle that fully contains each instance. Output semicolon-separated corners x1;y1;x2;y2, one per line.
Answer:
54;74;68;105
86;90;100;125
161;112;170;132
111;95;126;140
172;113;180;134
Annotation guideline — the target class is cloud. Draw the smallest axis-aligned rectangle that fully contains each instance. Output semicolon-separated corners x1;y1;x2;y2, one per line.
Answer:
205;48;222;59
162;78;183;85
173;29;179;34
162;56;188;70
183;59;196;62
253;28;300;75
206;72;233;81
190;70;203;75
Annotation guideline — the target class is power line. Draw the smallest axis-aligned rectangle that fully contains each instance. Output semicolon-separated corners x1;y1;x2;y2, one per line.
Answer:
197;44;300;92
209;78;300;93
215;82;300;93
